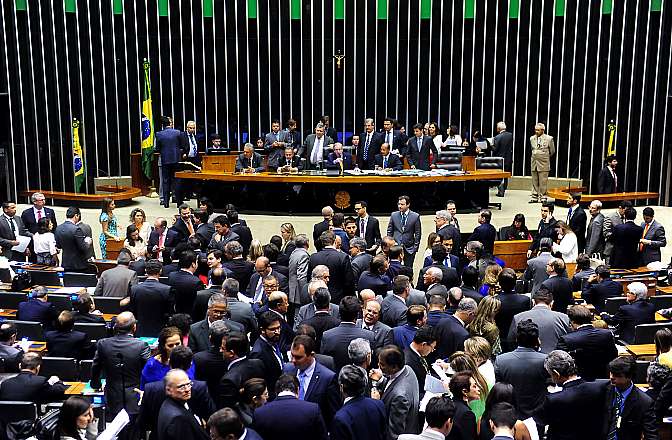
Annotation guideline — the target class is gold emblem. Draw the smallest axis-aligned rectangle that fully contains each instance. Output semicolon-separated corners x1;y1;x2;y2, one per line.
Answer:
334;191;351;210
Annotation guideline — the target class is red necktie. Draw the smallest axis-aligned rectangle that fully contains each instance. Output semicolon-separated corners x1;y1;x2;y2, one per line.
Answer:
159;232;165;249
37;210;42;221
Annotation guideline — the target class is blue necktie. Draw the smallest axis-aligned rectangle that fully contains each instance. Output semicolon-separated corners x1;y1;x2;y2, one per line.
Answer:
567;207;573;223
298;371;306;399
401;213;407;230
383;156;388;169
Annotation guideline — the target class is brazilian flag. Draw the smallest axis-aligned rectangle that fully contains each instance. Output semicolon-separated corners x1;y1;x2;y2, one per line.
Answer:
72;119;85;193
141;59;155;179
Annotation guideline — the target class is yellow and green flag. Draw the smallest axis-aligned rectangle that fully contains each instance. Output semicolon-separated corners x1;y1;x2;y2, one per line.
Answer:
141;59;155;179
72;119;85;193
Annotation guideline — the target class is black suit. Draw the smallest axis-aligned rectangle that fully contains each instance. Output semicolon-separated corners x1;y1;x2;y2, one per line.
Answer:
146;228;180;259
223;258;255;293
272;155;303;172
54;220;92;272
0;214;30;260
541;275;575;314
495;291;532;352
303;311;340;349
45;329;94;359
597;165;618;194
21;206;58;234
0;371;67;403
156;397;210;440
610;222;644;269
189;318;244;354
193;347;229;399
406;135;438;170
556;325;618;380
447;398;477;440
604;299;656;344
404;347;431;395
373;153;403;171
308;248;354;304
252;395;328;440
250;336;287;396
230;223;253;257
218;357;266;409
603;384;657;440
168;269;205;318
312;219;331;251
468;223;497;256
129;279;174;337
138;379;215;440
416;264;460;292
433;315;469;361
530;217;558;252
581;278;622;313
567;206;588;252
358;131;385;169
90;333;151;419
355;216;382;249
321;323;376;373
246;269;288;302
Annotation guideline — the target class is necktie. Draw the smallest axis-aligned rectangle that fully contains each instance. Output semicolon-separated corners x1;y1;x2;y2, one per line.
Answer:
311;138;322;164
363;133;371;161
607;392;624;440
37;210;42;221
158;232;165;249
7;217;15;235
417;137;422;151
444;257;451;267
190;135;197;157
387;132;392;145
612;169;618;191
420;355;430;373
567;207;573;223
360;219;365;238
273;344;284;363
401;213;407;230
383;156;388;169
339;157;343;173
639;223;650;251
298;371;306;399
255;280;264;302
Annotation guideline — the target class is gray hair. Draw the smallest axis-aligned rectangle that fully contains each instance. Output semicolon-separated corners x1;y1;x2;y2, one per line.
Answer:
590;200;602;210
426;266;443;282
295;234;309;249
544;350;577;377
31;192;45;203
208;292;228;308
321;206;333;217
364;118;374;126
308;279;328;296
435;210;451;221
311;265;330;279
647;362;671;389
243;142;254;151
457;297;478;313
338;364;368;398
627;282;648;301
465;241;483;255
535;122;546;130
496;121;506;131
350;237;367;252
224;241;243;257
222;278;239;297
315;122;326;130
164;368;187;389
348;338;371;364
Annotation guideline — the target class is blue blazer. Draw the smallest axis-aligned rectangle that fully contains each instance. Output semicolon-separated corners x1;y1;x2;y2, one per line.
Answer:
392;324;417;349
423;254;459;269
283;360;341;424
155;128;184;165
330;395;387;440
326;152;354;170
252;395;328;440
468;223;497;256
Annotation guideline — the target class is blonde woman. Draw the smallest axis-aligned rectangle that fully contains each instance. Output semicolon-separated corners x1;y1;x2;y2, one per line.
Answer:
248;239;263;262
129;208;152;243
280;223;297;262
552;220;578;262
479;263;502;296
467;295;502;356
449;351;490;420
464;336;495;386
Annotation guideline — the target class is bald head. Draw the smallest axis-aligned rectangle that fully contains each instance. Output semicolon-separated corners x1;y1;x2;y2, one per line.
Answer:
114;311;137;334
359;289;376;304
164;368;192;402
308;279;328;297
321;206;334;219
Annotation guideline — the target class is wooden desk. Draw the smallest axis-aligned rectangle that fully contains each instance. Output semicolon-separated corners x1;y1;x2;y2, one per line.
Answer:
657;312;669;322
27;341;46;353
493;240;532;272
625;344;657;358
0;309;116;322
546;187;659;204
65;382;86;395
659;286;672;295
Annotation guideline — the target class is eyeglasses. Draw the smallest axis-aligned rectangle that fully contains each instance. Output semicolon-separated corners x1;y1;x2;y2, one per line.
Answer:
175;381;193;390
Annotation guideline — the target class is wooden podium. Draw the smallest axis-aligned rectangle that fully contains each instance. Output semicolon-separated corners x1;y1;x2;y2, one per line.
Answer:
461;155;476;172
105;239;124;260
493;240;532;271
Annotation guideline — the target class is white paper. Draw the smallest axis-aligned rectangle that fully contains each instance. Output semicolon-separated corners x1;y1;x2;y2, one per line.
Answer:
96;409;130;440
445;139;458;146
54;287;84;294
476;141;488;150
424;375;447;394
11;236;31;253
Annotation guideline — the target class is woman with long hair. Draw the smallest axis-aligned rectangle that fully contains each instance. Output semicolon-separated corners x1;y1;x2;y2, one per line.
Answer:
655;328;672;368
467;296;502;356
552;220;578;262
443;124;463;149
237;378;269;426
129;208;151;243
449;351;491;420
428;121;443;149
479;263;502;296
99;197;121;259
280;223;297;260
464;336;495;386
477;383;533;440
423;232;442;262
33;217;58;266
248;239;263;261
58;397;97;440
505;213;532;241
123;224;147;260
140;326;194;389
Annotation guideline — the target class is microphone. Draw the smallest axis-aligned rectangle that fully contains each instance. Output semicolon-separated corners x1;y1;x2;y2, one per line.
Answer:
116;352;125;368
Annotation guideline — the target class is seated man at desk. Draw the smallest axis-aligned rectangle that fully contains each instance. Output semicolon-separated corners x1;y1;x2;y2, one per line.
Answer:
326;143;354;172
274;147;303;173
235;143;265;174
374;143;403;171
206;133;229;153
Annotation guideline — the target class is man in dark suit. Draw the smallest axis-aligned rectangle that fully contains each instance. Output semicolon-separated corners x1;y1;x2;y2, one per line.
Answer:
604;356;657;440
0;201;31;261
193;321;229;399
358;255;392;298
128;259;174;337
331;364;387;440
147;217;180;259
540;258;575;314
20;192;58;235
492;121;513;197
252;374;328;440
387;195;422;268
495;268;532;351
536;350;610;440
468;209;497;256
227;211;253;258
90;312;151;420
312;206;333;250
302;288;340;348
566;193;587;252
610;206;644;269
301;123;334;170
435;211;461;259
221;278;257;334
354;201;381;249
321;297;376;373
597;155;619;194
374;142;403;171
581;264;622;313
0;352;67;403
0;322;25;372
528;203;558;256
433;298;476;361
273;146;304;173
639;207;667;265
358;118;385;170
54;207;95;273
326;142;354;172
138;346;216;440
417;246;459;292
170;204;196;244
308;231;354;304
167;250;205;318
155;116;185;208
381;117;408;157
556;305;617;380
192;209;214;248
189;293;244;354
235;143;265;173
406;123;438;170
356;299;393;351
222;241;255;292
156;369;210;440
45;310;94;359
250;311;287;395
207;409;264;440
246;257;288;305
381;275;411;327
404;325;437;395
17;286;59;329
264;119;290;170
283;335;340;424
601;281;656;344
218;331;266;409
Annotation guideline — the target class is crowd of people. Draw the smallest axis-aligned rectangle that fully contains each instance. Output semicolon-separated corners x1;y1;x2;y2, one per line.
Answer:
0;188;669;440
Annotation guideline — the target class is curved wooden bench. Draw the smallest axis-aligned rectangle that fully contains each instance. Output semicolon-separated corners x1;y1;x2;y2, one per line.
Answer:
20;185;142;204
547;186;659;204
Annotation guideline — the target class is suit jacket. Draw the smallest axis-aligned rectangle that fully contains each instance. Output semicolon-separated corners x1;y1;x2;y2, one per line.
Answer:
529;133;556;172
356;319;393;350
264;130;290;169
567;206;588;252
0;343;23;372
352;253;374;289
585;213;606;256
530;218;558;252
230;223;253;257
288;247;310;305
331;395;387;440
273;155;304;172
540;275;575;314
250;336;287;394
283;360;340;424
581;278;622;313
387;210;422;256
406;136;438;171
433;314;469;361
235;152;265;173
308;248;354;304
155;127;184;165
246;269;289;304
223;258;255;293
226;296;258;334
358;271;391;298
358;131;385;169
301;134;334;168
146;228;180;259
138;379;215;440
611;222;644;269
156;397;209;440
446;398;477;440
0;371;67;403
168;269;205;317
403;346;431;394
494;347;548;419
17;299;58;328
604;299;656;344
381;129;408;155
495;292;532;352
54;220;92;271
374;153;403;171
295;303;340;332
602;211;624;258
380;365;420;440
523;251;554;294
129;279;174;337
468;223;497;256
218;357;266;409
416;265;459;292
356;216;382;249
45;329;94;359
597;165;618;194
20;206;57;235
321;322;376;373
536;378;610;440
326;152;354;171
193;347;229;399
492;130;513;170
392;324;417;350
194;222;215;248
556;325;618;380
603;384;657;440
508;305;571;353
303;312;341;348
94;264;138;298
90;333;151;418
252;395;328;440
381;294;408;328
188;318;244;354
640;219;666;264
436;224;461;257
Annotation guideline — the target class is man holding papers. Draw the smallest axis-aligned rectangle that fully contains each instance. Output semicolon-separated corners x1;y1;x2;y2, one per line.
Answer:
0;201;31;261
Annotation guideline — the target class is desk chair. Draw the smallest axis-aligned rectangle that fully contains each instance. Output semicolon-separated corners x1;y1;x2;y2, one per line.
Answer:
652;295;672;311
0;401;37;424
0;292;27;309
633;322;672;344
73;323;109;342
92;296;121;314
63;272;98;288
47;294;73;312
7;320;44;341
604;297;628;315
39;357;79;381
26;270;60;286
